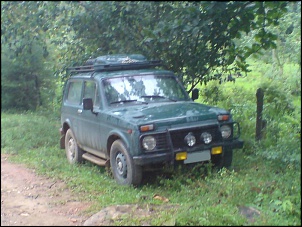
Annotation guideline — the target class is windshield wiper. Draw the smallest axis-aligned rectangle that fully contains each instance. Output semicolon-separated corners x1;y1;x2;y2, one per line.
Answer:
110;99;138;105
110;99;148;105
140;95;177;102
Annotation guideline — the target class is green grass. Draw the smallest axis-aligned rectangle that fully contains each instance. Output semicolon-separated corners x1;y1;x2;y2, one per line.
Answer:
1;111;300;226
1;59;300;226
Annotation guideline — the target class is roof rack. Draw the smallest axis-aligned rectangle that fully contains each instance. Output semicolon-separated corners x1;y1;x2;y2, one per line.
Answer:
67;54;162;74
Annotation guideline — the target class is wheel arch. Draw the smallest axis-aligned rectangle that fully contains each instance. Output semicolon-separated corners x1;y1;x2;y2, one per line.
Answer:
60;121;71;149
106;131;131;157
62;121;71;134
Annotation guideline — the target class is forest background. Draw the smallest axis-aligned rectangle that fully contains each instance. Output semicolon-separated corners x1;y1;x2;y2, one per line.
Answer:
1;1;301;225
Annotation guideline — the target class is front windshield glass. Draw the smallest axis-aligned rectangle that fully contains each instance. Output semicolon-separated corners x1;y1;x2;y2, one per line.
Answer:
102;74;190;105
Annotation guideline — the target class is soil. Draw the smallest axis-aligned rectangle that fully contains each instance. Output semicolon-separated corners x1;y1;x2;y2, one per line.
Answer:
0;154;176;226
1;153;92;226
1;153;260;226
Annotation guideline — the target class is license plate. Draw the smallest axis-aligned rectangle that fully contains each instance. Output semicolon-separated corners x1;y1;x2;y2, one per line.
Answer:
184;150;211;164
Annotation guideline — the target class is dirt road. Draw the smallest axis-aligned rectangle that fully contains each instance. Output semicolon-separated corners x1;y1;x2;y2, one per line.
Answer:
1;153;259;226
0;154;175;226
1;154;92;226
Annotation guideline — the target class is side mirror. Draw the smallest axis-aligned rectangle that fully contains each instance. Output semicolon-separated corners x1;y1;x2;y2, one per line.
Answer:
191;88;199;101
83;98;98;115
83;98;93;111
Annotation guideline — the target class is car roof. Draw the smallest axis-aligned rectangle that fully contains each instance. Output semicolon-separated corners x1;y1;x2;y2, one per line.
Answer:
66;54;175;81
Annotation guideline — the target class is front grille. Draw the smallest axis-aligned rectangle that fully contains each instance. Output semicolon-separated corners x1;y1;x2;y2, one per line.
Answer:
169;126;221;149
154;133;169;150
141;125;224;152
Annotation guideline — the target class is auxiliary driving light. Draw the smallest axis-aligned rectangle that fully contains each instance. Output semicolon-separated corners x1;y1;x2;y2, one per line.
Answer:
201;132;212;144
184;132;196;147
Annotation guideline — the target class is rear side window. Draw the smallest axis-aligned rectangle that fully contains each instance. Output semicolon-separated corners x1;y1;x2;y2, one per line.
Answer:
66;81;82;104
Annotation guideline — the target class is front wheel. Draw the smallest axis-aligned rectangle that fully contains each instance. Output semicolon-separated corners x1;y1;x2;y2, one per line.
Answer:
212;148;233;170
65;129;84;164
222;148;233;168
110;140;142;186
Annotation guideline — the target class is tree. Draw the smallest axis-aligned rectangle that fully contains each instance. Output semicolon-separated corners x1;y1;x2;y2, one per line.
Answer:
236;1;301;76
2;43;45;110
1;1;290;110
1;1;57;110
58;1;288;92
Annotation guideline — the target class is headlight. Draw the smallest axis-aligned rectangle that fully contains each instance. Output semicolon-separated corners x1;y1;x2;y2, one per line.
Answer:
221;125;232;138
201;132;212;144
142;136;156;151
184;132;196;147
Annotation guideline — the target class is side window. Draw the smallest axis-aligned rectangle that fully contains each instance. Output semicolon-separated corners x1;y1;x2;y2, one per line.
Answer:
83;81;100;107
66;81;82;105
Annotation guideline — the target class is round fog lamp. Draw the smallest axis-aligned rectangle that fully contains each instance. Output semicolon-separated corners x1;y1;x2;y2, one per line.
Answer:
184;132;196;147
142;136;156;151
201;132;212;144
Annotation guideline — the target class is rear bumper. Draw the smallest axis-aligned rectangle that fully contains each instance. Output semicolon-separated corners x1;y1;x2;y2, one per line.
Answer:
133;139;244;166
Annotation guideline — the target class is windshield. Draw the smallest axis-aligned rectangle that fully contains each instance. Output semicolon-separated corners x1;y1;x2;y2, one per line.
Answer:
102;74;190;105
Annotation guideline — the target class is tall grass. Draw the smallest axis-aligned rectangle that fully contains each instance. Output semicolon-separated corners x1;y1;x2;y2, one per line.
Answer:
198;60;301;167
1;60;301;226
1;110;300;226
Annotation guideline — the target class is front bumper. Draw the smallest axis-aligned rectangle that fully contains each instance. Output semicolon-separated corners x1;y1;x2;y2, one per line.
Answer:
133;139;244;166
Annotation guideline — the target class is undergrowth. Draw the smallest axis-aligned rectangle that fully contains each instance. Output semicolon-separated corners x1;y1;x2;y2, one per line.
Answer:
1;108;300;225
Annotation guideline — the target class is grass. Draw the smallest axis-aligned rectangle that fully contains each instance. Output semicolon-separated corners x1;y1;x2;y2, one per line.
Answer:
1;59;300;226
1;110;300;226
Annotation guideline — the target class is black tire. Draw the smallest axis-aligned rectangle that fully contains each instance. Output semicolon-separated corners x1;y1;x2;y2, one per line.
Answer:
65;129;84;164
212;148;233;170
110;139;142;186
222;148;233;168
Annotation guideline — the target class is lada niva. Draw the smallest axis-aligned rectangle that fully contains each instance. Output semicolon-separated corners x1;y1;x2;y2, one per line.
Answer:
60;54;244;185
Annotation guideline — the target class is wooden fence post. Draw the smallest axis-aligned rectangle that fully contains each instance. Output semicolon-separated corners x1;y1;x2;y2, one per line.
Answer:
256;88;264;141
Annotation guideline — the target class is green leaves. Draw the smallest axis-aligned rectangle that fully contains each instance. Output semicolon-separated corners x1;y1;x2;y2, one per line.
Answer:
1;1;294;110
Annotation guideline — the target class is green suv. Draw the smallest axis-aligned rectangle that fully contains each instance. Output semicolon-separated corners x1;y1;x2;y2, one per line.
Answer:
60;54;244;185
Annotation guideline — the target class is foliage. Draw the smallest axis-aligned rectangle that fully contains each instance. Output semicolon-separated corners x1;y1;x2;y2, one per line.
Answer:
235;2;301;76
1;1;294;110
1;1;60;110
1;112;300;225
1;2;300;224
54;1;288;92
197;59;301;168
1;2;290;94
1;1;298;110
1;43;56;110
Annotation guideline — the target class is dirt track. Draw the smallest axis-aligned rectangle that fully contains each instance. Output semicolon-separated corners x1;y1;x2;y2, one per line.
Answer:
1;153;260;225
1;154;91;226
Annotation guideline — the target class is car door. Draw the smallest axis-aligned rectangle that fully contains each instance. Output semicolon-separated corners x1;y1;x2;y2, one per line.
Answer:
77;80;106;154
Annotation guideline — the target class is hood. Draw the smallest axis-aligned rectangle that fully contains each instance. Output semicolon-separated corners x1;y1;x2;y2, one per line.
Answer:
108;101;229;128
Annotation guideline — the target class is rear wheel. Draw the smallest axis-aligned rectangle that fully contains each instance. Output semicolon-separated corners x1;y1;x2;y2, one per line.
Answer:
110;140;142;186
65;129;84;164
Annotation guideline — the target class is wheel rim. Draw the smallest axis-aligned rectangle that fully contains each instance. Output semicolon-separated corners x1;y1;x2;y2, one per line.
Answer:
115;152;127;177
67;137;76;161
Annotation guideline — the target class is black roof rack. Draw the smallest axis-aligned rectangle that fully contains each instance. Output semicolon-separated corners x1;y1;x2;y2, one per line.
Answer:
67;54;162;74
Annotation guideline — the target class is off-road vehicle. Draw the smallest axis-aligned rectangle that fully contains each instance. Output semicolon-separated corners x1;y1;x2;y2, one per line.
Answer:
60;54;244;185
